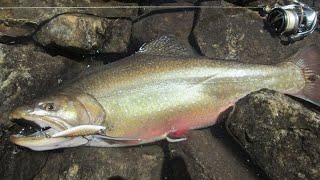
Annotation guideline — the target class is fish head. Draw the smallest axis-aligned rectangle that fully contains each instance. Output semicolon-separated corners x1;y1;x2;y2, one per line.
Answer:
9;92;105;151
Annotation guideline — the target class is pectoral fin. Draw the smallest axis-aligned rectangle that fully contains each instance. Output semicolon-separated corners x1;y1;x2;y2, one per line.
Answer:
52;125;141;145
85;135;141;147
94;135;141;142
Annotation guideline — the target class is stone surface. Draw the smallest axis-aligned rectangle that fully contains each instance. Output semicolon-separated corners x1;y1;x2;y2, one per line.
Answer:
227;0;319;11
0;0;138;40
34;146;163;180
34;14;132;54
0;123;266;180
168;128;266;180
225;0;278;6
193;1;320;64
0;0;138;19
0;43;83;124
132;4;194;47
0;125;164;180
0;19;37;41
226;89;320;180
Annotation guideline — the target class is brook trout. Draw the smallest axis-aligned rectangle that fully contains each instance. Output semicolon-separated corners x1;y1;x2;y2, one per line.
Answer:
9;36;320;151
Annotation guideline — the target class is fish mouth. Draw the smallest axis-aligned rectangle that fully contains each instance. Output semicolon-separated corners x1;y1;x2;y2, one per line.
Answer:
11;118;53;138
9;110;71;148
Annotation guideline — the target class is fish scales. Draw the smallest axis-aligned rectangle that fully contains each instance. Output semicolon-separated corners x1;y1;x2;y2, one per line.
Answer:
8;37;319;150
68;55;304;139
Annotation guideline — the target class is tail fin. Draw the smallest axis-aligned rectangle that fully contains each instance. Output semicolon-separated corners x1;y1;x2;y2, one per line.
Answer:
292;45;320;106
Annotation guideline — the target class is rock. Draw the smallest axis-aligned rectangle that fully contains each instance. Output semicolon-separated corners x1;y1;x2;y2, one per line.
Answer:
301;0;320;11
0;126;49;180
1;123;264;180
132;4;194;47
226;89;320;179
225;0;278;6
0;0;138;40
167;127;265;180
193;1;320;64
34;146;163;180
0;19;37;42
34;14;132;54
139;0;195;5
0;125;164;180
0;43;83;124
138;1;194;14
226;0;319;11
0;0;138;19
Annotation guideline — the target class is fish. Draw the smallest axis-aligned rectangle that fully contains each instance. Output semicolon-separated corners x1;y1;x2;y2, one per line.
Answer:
9;36;320;151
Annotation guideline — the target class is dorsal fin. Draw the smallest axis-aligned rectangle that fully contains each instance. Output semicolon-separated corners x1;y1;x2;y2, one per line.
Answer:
137;35;196;57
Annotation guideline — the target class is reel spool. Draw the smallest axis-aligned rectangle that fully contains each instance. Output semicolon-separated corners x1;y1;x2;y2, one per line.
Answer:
265;1;318;42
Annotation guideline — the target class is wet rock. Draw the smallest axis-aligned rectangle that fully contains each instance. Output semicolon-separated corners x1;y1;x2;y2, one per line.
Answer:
0;123;263;180
301;0;320;11
139;0;193;5
0;43;83;124
0;0;138;19
168;128;264;180
226;89;320;179
132;4;194;47
0;19;37;42
0;126;49;180
34;146;163;180
0;125;164;180
227;0;319;11
0;0;138;40
193;1;320;64
34;14;132;54
225;0;278;6
138;1;194;14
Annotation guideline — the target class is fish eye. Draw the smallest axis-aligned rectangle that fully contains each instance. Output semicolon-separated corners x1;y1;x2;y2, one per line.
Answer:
40;103;56;111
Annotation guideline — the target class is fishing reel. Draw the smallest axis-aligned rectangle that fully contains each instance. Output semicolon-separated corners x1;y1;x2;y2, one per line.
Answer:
264;1;318;42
